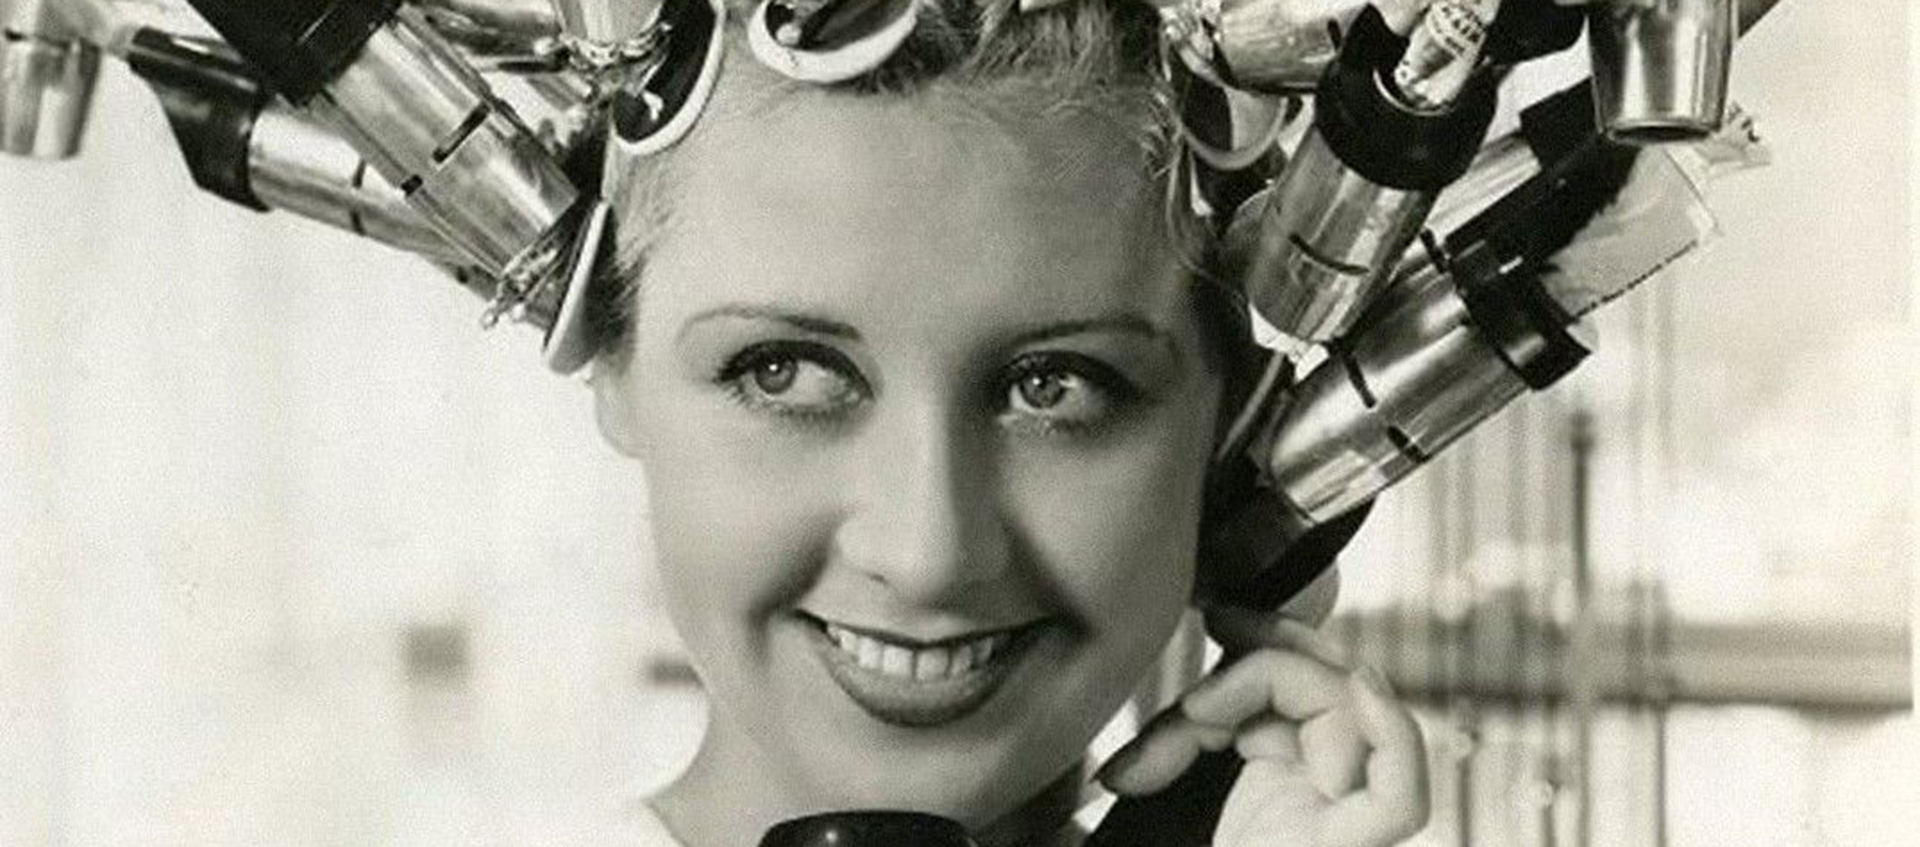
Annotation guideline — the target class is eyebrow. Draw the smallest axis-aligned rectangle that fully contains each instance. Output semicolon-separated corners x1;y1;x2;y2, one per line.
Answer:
1005;314;1173;351
679;304;1175;352
679;304;863;343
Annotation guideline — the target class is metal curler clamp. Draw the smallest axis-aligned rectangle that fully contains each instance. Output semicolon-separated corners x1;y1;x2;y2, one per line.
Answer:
746;0;919;83
1;0;102;158
1154;0;1583;97
414;0;561;60
1156;0;1367;95
587;0;725;153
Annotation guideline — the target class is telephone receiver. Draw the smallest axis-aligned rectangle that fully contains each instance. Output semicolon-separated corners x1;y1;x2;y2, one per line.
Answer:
752;506;1374;847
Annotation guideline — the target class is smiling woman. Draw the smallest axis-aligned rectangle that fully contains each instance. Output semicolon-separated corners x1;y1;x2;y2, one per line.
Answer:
589;16;1225;837
576;0;1425;845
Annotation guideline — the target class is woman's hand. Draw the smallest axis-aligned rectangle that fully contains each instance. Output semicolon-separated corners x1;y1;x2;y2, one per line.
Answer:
1095;613;1429;847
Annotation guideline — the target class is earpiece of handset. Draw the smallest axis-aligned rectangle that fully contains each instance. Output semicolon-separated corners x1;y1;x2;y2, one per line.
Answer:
1085;504;1373;847
759;811;978;847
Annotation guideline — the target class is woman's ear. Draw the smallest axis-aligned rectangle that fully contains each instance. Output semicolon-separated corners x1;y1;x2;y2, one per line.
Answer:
590;358;646;458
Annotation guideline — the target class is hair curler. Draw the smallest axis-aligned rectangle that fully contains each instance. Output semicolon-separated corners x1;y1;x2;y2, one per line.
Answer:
1157;0;1584;96
1;0;102;158
1091;79;1760;847
1588;0;1735;144
124;29;461;263
417;0;560;42
1221;3;1499;348
179;0;595;337
1252;112;1726;563
746;0;921;83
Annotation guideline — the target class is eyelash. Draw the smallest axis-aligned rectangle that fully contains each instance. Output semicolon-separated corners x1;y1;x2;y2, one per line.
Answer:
712;344;1140;436
714;341;867;426
999;352;1139;437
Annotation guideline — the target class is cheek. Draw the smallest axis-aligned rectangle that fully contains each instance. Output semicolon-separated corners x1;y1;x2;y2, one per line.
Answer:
1011;411;1216;642
628;375;834;671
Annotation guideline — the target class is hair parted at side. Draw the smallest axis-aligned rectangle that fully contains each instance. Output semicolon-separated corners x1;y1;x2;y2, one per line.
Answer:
592;0;1192;364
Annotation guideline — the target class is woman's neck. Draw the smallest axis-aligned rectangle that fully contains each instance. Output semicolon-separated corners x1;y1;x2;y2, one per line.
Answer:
652;725;1085;847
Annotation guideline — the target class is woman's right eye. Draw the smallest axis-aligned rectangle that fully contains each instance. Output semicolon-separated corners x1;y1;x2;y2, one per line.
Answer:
715;342;867;422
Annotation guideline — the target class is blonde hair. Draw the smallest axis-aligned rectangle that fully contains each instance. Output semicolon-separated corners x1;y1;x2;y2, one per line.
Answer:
594;0;1188;361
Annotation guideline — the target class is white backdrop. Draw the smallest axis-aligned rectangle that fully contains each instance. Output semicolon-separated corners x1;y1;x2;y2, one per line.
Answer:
1;1;1913;845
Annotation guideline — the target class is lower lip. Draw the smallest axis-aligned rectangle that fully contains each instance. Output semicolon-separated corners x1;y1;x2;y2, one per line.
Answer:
804;621;1044;728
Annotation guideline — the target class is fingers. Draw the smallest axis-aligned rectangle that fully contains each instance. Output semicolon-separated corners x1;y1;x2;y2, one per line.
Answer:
1180;647;1350;728
1300;707;1370;798
1100;633;1350;796
1320;668;1432;847
1233;714;1301;762
1205;609;1349;665
1095;706;1238;796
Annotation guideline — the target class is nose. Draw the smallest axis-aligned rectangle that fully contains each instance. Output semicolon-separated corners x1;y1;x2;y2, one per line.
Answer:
832;404;1013;606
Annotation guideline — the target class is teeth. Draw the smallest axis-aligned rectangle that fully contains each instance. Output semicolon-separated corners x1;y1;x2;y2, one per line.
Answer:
948;644;973;676
914;648;950;681
822;622;1012;682
881;645;913;677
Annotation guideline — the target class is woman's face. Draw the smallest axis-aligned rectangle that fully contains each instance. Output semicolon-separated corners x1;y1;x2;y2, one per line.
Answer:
594;85;1222;825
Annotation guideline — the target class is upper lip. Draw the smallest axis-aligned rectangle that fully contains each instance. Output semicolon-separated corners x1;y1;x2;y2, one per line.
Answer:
797;611;1042;649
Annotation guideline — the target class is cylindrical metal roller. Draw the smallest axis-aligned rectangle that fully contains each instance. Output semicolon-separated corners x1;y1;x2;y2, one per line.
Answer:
418;0;560;40
1252;134;1726;544
1210;0;1366;94
1588;0;1735;144
305;8;582;279
127;27;459;262
1162;0;1583;95
185;0;586;285
552;0;660;42
1233;129;1438;341
249;106;460;262
1226;6;1495;345
0;0;101;158
1262;258;1551;526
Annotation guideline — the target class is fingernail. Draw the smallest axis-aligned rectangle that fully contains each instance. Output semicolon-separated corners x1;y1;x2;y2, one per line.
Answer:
1090;758;1112;786
1355;663;1394;698
1092;745;1134;787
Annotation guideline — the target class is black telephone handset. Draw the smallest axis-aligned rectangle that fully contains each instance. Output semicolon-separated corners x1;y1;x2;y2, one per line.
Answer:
760;811;978;846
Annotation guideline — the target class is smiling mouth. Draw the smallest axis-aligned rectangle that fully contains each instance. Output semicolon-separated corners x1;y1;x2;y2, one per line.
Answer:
798;614;1047;728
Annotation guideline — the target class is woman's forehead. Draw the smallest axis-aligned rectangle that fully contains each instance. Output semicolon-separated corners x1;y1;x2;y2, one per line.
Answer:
679;80;1159;216
637;88;1188;338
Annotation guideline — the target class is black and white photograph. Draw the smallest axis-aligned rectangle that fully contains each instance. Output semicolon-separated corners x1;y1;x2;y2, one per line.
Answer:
1;0;1913;844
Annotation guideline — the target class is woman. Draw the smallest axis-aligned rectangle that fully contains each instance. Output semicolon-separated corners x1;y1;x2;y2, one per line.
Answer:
585;0;1430;843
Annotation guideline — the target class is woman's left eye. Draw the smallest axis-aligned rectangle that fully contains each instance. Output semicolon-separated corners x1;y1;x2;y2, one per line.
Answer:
1000;354;1134;435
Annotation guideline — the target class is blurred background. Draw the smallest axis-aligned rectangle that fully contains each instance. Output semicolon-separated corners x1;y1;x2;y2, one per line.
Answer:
1;1;1913;845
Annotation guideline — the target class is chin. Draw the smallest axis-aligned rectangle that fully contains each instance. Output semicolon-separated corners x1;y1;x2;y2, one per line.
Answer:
797;740;1073;828
775;678;1099;827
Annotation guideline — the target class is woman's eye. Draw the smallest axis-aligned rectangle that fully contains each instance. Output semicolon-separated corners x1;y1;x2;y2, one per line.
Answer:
718;343;865;420
1001;354;1132;435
